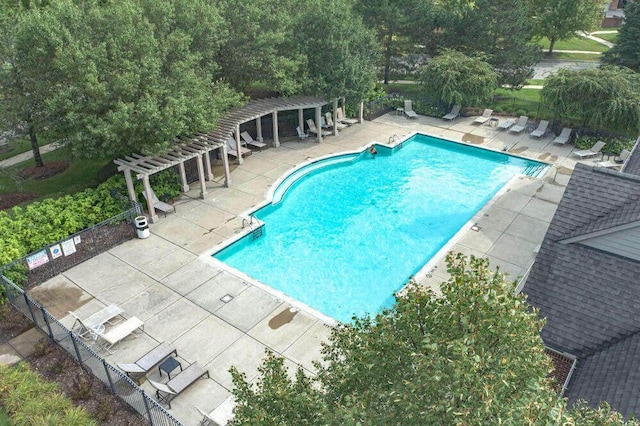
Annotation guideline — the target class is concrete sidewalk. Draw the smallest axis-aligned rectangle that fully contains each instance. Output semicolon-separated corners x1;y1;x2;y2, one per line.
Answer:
0;143;59;168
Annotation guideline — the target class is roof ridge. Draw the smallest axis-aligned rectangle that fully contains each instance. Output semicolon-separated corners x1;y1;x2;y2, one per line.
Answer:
581;328;640;358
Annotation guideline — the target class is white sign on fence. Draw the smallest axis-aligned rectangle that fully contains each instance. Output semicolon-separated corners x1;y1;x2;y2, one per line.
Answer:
61;239;77;256
49;244;63;259
26;250;49;270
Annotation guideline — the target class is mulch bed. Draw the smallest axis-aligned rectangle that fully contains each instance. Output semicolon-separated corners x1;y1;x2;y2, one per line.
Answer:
0;192;39;210
18;160;70;180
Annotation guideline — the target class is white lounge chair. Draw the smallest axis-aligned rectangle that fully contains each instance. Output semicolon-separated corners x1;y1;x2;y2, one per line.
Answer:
296;126;309;140
552;128;572;145
227;137;251;158
69;304;124;340
404;100;418;118
442;105;461;121
306;119;330;137
97;316;144;354
530;120;549;138
148;363;210;408
509;116;529;133
196;407;217;426
572;140;606;159
596;149;630;169
325;112;347;130
473;109;493;125
336;107;358;125
117;343;177;383
142;187;176;217
498;118;516;130
240;132;266;150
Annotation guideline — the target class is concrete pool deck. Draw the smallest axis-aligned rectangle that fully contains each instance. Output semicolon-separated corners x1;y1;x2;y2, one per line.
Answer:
28;112;592;425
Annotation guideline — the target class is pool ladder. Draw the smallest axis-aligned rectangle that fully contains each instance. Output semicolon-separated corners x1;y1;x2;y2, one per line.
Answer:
389;134;402;147
242;215;264;240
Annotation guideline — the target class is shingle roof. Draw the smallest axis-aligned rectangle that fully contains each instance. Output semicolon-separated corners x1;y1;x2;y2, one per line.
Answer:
565;332;640;418
524;163;640;357
622;137;640;177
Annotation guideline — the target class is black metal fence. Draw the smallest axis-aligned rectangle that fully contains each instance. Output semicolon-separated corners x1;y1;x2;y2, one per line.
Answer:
0;203;184;425
0;275;183;426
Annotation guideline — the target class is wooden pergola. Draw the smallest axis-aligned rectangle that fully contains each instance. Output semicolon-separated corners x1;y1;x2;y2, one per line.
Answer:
115;96;363;222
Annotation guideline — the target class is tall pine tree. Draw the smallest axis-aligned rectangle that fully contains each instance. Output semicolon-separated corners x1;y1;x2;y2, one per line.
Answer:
602;0;640;71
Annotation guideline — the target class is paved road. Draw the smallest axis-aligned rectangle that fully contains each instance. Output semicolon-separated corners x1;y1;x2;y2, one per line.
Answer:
532;59;599;79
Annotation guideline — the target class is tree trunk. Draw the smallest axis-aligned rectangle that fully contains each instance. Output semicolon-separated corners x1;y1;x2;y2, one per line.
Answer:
29;125;44;168
383;32;394;85
548;37;556;55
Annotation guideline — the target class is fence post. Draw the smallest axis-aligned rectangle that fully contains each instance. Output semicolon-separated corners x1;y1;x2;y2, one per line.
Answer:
141;390;155;426
23;293;38;326
70;331;83;362
40;306;54;339
103;360;117;394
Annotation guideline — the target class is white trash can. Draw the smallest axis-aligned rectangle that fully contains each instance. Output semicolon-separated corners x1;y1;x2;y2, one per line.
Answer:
134;216;150;239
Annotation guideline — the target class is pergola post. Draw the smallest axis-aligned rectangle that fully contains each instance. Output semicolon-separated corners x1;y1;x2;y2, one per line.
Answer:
272;110;280;147
298;109;304;133
315;107;322;143
203;152;213;181
235;124;243;164
255;118;263;142
196;154;207;199
178;162;189;192
221;144;231;187
123;169;136;202
142;175;158;223
332;98;339;135
358;100;364;123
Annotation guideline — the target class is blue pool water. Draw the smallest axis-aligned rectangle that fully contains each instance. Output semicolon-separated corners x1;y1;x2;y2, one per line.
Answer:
214;134;546;322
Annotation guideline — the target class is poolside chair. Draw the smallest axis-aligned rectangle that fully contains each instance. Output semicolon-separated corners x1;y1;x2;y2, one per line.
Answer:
116;343;177;383
240;132;266;150
306;119;331;137
97;316;144;354
572;140;606;159
552;127;573;145
148;363;210;409
473;109;493;125
227;137;251;158
296;126;309;140
142;187;176;217
498;118;516;130
196;407;217;426
325;112;347;130
404;100;418;118
529;120;549;138
69;304;124;340
508;116;529;133
442;105;461;121
596;149;631;169
336;107;358;125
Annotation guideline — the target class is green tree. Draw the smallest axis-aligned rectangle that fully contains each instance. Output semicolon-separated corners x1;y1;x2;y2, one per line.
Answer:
602;0;640;71
419;50;498;107
231;253;563;424
541;66;640;132
435;0;541;88
529;0;604;54
295;0;379;103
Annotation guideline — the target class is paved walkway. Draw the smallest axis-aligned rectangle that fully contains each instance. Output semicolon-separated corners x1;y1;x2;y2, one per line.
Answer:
0;143;59;168
7;113;602;425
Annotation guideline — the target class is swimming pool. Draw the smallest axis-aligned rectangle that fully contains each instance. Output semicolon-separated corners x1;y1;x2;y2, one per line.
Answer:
213;133;546;322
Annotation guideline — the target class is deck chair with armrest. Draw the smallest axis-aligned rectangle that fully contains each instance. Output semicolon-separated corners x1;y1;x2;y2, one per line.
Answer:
336;107;358;125
509;116;529;133
97;316;144;354
226;137;252;158
529;120;549;138
552;128;572;145
306;119;331;137
240;132;266;150
325;112;347;130
596;149;631;169
498;118;516;130
404;100;418;118
473;109;493;125
69;304;124;340
296;126;309;140
148;362;210;409
572;140;606;159
442;104;461;121
116;343;177;383
142;187;176;217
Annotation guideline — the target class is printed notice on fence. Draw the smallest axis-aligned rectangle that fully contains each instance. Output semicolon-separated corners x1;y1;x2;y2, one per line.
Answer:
50;244;63;259
61;239;77;256
74;235;81;245
27;250;49;270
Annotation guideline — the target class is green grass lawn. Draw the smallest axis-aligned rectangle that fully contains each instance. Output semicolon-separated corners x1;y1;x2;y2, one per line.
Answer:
543;51;600;61
0;147;112;200
536;36;609;52
594;32;618;43
0;134;56;161
379;82;423;97
526;79;545;86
